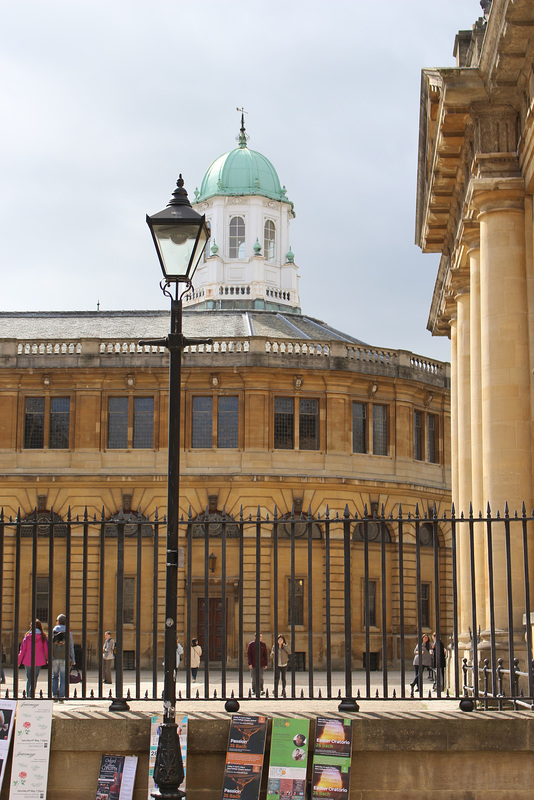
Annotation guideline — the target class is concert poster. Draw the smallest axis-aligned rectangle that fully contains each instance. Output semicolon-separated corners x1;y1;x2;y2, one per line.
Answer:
9;700;52;800
94;754;138;800
311;718;353;799
221;714;267;800
266;718;309;799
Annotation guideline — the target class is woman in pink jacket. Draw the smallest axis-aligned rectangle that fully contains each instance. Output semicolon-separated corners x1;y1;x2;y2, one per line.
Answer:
18;620;48;698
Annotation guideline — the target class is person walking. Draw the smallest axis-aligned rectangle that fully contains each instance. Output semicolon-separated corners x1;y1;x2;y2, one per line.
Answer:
102;630;115;684
410;633;432;692
247;633;268;696
51;614;75;699
18;620;48;698
271;634;291;696
190;638;202;682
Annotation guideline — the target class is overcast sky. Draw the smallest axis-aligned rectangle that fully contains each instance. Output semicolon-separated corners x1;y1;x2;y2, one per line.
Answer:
1;1;482;360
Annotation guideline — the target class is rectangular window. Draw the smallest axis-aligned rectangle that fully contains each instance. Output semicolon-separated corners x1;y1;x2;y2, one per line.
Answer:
24;398;45;449
192;397;213;448
108;397;129;449
427;414;437;463
274;397;294;449
414;410;423;461
421;583;430;628
217;396;239;448
299;398;319;450
36;576;49;624
108;397;154;449
123;577;135;625
372;404;387;456
288;578;304;626
133;397;154;449
24;397;70;449
352;402;367;453
364;579;377;628
49;398;70;449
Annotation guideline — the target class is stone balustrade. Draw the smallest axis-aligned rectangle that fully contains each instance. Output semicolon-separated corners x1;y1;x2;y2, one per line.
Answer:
3;337;449;384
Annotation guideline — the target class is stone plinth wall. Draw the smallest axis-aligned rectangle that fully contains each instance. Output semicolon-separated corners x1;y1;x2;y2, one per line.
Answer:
1;708;533;799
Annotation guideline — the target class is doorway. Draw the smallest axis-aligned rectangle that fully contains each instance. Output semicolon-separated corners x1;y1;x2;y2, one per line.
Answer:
197;597;228;661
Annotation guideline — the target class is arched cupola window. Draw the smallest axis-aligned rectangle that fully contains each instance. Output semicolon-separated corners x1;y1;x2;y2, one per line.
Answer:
264;220;276;261
229;216;246;258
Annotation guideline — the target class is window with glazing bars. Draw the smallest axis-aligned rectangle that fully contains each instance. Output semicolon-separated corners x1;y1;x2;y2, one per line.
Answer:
264;220;275;260
299;398;318;450
123;577;135;625
108;398;129;449
229;216;246;258
49;398;70;449
24;397;70;449
414;410;423;461
192;397;213;448
421;583;430;628
36;576;50;624
427;413;437;463
133;397;154;448
353;402;367;453
372;404;387;456
288;578;304;626
24;398;45;449
364;579;377;628
274;397;294;449
217;396;239;448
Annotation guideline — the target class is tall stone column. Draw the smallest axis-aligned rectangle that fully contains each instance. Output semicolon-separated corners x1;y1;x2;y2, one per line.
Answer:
472;177;532;631
455;287;472;516
463;225;486;630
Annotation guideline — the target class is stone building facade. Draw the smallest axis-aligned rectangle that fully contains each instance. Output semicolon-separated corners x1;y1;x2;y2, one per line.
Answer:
0;121;451;668
416;0;534;648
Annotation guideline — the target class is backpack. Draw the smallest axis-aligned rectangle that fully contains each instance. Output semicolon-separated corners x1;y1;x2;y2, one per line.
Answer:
53;629;65;645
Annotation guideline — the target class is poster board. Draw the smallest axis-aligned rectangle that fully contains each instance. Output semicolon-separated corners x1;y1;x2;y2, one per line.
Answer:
147;714;188;798
311;717;353;799
0;701;17;793
9;700;53;800
221;714;267;800
95;755;138;800
267;718;310;799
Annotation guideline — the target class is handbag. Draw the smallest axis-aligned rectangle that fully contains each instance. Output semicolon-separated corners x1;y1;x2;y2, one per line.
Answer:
69;667;82;684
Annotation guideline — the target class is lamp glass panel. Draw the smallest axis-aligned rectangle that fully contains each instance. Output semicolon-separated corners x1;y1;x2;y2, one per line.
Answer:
153;222;200;279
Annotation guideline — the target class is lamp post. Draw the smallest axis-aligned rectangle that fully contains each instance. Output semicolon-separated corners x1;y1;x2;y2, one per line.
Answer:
142;175;211;798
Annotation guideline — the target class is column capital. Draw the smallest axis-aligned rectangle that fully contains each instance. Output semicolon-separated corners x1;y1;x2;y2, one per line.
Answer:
469;176;525;216
460;220;480;252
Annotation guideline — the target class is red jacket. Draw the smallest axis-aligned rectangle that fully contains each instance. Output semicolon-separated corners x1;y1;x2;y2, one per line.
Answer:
247;639;268;668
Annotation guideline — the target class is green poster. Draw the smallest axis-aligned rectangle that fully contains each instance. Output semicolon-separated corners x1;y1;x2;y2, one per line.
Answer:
267;718;310;799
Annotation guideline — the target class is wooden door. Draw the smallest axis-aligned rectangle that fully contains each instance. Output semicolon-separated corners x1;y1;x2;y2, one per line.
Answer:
197;598;227;661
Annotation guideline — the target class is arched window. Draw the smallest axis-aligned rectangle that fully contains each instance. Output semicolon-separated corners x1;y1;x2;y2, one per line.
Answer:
229;216;246;258
264;220;275;261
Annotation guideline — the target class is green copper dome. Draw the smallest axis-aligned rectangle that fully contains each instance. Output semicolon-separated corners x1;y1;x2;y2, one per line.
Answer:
195;117;293;207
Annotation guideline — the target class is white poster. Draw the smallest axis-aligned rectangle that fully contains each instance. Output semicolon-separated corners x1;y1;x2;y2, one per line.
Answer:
9;700;53;799
0;701;17;791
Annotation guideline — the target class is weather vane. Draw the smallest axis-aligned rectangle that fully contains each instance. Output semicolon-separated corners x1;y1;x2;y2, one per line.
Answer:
236;107;249;147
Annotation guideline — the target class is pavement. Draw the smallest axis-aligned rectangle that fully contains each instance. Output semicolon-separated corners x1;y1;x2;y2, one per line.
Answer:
4;668;462;716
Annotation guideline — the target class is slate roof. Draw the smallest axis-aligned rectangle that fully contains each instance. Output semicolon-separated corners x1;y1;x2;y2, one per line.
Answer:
0;310;367;345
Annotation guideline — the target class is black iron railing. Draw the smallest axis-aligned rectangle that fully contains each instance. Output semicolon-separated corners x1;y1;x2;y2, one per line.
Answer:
1;503;533;711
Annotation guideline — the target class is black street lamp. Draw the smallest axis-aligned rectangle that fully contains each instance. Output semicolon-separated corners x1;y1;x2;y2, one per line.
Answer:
142;175;211;798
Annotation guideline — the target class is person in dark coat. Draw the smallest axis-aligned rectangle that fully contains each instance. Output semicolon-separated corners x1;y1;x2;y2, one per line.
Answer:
247;633;268;696
431;631;446;690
